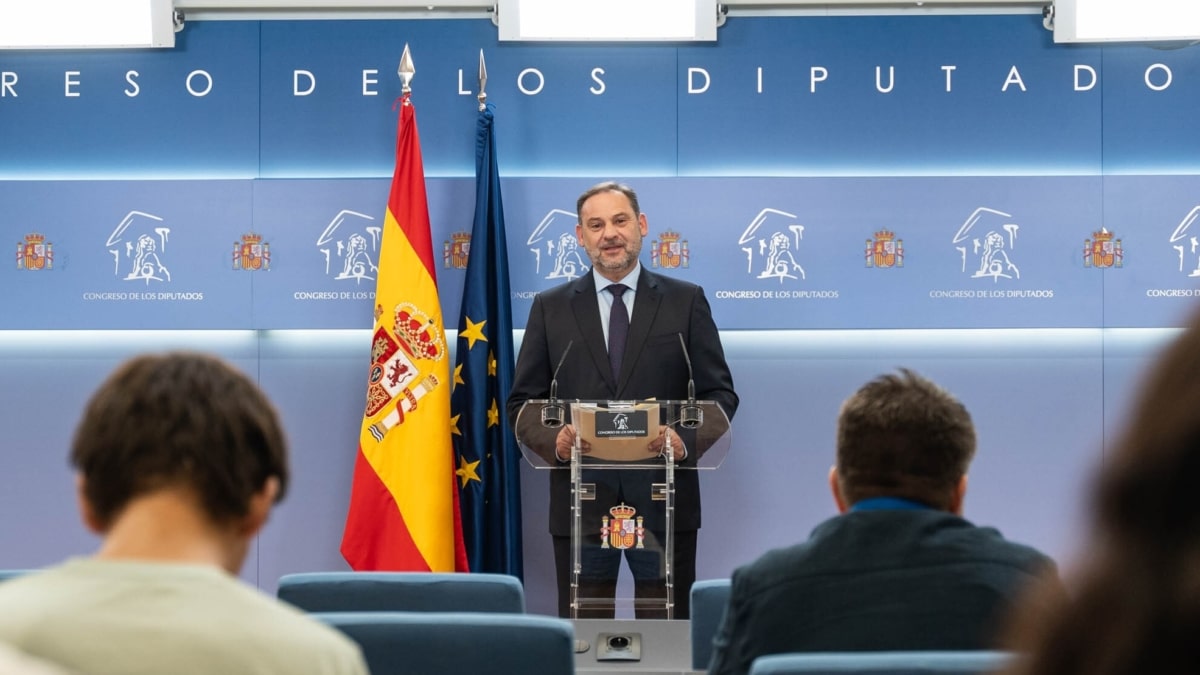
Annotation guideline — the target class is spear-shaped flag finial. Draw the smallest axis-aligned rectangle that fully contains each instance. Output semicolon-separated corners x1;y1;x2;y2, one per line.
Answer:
398;43;415;96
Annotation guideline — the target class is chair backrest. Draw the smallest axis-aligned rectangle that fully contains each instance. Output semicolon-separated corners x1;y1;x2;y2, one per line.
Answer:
748;651;1018;675
690;578;732;670
277;571;525;613
314;611;576;675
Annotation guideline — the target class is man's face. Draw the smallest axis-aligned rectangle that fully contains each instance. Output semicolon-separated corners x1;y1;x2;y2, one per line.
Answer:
576;190;648;282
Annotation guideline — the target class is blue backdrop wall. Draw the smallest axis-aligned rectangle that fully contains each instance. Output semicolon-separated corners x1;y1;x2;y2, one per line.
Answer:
2;13;1198;616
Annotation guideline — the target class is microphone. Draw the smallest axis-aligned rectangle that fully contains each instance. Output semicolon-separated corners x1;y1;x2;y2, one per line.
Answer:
541;340;573;428
677;333;703;429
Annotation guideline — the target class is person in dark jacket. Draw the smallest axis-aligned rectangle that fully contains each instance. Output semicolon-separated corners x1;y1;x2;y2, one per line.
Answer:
507;181;738;619
708;368;1058;675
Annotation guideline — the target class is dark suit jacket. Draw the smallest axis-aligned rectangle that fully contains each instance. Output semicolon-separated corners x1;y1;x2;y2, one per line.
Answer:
507;268;738;536
707;509;1060;675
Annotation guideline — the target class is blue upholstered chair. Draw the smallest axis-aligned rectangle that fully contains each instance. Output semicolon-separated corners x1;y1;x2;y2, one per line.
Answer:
314;611;576;675
690;578;732;670
277;571;525;613
748;651;1018;675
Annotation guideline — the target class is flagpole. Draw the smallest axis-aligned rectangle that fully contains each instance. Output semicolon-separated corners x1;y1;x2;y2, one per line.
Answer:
478;49;487;111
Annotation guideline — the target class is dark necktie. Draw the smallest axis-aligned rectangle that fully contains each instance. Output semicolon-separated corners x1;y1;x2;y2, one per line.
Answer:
607;283;629;381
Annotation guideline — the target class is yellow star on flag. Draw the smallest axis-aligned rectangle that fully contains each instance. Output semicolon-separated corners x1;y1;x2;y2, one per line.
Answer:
453;363;465;389
450;413;462;436
488;399;500;428
460;316;488;350
488;351;497;376
456;455;481;488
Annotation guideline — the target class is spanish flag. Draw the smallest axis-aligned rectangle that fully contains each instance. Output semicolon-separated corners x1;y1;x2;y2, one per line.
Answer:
340;91;467;572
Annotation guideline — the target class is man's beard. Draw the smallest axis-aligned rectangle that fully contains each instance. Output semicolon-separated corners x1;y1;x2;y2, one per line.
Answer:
590;242;638;271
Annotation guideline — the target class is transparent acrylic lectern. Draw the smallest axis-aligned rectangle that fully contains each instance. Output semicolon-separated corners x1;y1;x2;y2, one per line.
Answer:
515;398;731;619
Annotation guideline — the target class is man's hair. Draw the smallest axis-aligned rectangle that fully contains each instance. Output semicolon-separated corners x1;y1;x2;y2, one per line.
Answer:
836;368;976;510
70;351;289;529
576;181;640;222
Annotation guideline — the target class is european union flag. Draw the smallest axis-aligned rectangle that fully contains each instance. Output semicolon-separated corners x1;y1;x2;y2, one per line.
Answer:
451;102;523;578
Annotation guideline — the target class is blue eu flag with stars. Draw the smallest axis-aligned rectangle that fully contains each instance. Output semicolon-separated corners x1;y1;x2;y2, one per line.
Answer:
451;103;523;578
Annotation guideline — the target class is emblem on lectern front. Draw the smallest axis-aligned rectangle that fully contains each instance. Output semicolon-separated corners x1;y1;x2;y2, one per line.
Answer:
600;503;645;550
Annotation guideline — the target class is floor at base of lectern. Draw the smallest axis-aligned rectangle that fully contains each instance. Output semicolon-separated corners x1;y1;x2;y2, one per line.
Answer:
572;618;703;675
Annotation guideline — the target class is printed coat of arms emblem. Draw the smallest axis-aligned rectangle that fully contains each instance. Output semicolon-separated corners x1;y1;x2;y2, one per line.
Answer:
363;303;445;441
600;503;645;550
443;232;471;269
232;233;270;271
1084;229;1122;268
16;233;53;271
865;230;903;268
651;231;689;269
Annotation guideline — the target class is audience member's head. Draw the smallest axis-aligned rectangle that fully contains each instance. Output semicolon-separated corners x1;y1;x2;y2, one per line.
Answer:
1003;311;1200;674
833;368;976;513
70;351;289;573
0;352;366;675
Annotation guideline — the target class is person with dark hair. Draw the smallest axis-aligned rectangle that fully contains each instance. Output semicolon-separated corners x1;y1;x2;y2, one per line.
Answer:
0;352;367;675
707;369;1057;675
508;181;738;619
1001;308;1200;675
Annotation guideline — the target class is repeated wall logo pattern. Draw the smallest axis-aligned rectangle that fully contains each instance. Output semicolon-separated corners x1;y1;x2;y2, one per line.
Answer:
2;16;1199;330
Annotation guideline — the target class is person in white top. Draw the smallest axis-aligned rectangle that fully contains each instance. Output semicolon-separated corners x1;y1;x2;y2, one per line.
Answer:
0;351;367;675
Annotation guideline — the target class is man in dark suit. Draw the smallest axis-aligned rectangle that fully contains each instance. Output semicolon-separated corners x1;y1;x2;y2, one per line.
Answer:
706;369;1060;675
507;181;738;619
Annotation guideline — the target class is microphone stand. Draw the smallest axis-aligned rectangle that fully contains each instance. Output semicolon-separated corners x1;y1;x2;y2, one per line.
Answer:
541;340;573;428
677;333;703;430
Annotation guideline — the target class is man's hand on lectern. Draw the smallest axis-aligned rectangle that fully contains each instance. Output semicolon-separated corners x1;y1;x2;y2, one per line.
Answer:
648;427;686;462
555;424;591;462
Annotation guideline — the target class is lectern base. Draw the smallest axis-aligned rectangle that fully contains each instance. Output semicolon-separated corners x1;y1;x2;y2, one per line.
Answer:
572;619;702;675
